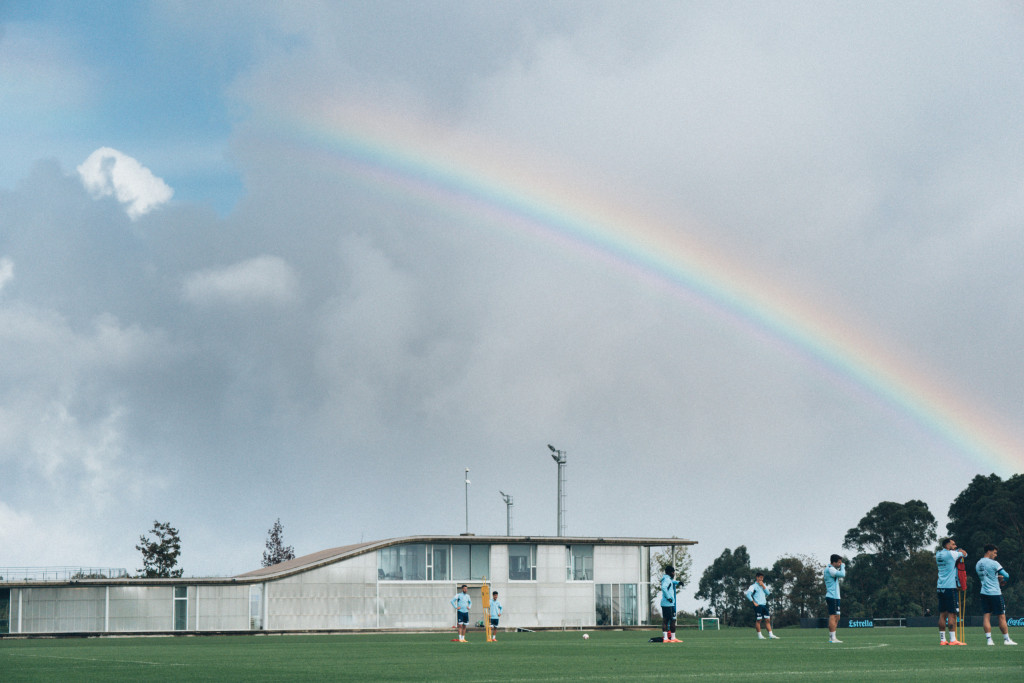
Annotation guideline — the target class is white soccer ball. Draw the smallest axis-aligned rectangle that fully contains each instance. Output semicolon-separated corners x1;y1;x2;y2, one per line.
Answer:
583;633;589;640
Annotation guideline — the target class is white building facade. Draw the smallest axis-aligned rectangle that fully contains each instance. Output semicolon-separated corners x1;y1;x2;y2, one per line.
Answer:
0;535;694;635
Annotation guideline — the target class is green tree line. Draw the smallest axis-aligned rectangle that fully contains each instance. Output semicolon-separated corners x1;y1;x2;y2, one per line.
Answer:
694;473;1024;626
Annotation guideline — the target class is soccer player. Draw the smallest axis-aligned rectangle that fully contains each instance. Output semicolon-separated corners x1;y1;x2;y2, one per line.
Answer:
935;537;966;645
489;590;503;641
744;572;779;639
660;564;681;643
450;584;472;642
976;544;1017;646
824;555;845;643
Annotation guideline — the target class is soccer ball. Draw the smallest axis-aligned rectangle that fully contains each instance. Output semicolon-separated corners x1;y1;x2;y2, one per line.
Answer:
583;633;589;640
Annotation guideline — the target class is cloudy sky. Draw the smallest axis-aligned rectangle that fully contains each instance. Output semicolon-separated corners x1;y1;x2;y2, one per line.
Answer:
2;1;1022;607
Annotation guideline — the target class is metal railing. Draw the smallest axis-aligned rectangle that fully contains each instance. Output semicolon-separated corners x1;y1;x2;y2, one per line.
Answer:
0;567;129;582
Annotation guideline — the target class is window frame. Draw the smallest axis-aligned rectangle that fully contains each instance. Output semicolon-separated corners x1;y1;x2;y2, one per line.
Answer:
507;544;537;581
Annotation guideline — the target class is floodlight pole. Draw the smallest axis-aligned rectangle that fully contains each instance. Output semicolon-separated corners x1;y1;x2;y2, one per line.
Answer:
548;444;567;536
500;491;514;535
464;468;471;535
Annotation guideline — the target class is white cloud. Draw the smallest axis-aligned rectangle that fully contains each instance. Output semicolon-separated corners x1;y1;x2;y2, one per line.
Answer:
182;255;299;306
0;257;12;292
0;501;36;553
77;147;173;219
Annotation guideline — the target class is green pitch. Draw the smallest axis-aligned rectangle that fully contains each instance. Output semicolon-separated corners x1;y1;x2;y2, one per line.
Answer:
2;628;1022;682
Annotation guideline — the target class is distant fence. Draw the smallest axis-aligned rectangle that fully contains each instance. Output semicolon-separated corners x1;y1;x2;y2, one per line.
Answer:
800;616;1008;628
0;567;129;582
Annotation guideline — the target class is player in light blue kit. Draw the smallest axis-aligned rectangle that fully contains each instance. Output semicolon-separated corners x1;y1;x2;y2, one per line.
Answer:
489;591;503;641
935;537;967;645
744;573;779;639
450;584;472;642
660;565;681;643
976;544;1017;645
824;555;846;643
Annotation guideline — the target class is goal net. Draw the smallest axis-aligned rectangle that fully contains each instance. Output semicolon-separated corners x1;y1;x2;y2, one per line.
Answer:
699;617;720;631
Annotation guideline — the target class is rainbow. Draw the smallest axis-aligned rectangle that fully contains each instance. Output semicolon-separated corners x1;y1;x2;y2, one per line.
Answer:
271;104;1023;474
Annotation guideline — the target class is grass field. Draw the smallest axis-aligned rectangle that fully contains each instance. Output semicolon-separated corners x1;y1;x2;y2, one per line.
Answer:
2;627;1022;682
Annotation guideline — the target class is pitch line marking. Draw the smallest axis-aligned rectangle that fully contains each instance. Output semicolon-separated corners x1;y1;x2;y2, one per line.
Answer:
3;651;186;667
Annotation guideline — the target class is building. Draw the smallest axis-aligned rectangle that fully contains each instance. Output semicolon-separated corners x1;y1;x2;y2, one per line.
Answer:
0;535;694;635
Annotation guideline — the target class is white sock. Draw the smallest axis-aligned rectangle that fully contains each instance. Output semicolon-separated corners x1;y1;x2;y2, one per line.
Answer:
663;632;668;640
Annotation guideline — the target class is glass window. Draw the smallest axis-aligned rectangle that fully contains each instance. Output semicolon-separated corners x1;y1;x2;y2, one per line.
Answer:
620;584;638;626
596;584;611;626
452;545;470;580
567;545;594;581
429;544;450;581
471;545;489;580
508;544;537;581
379;543;486;581
173;586;188;630
452;545;491;581
249;584;264;630
378;544;427;580
0;588;10;634
596;584;638;626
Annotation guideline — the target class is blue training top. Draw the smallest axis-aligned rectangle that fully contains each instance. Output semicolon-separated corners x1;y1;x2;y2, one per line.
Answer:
660;574;680;608
744;582;771;606
490;600;503;619
824;564;845;599
935;548;963;589
451;592;472;612
976;557;1009;596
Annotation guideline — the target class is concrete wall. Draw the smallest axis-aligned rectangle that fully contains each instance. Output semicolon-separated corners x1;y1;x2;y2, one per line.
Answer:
268;553;378;630
2;543;653;634
18;587;105;633
196;585;248;631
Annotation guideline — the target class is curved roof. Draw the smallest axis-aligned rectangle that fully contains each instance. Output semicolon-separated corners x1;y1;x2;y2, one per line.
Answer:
236;534;696;581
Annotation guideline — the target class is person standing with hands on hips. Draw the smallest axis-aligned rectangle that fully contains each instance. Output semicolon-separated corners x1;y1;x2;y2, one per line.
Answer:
935;537;966;645
660;565;681;643
450;584;471;642
488;591;503;642
824;555;846;644
744;572;779;639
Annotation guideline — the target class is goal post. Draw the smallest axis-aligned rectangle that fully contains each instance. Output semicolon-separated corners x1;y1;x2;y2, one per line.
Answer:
699;617;720;631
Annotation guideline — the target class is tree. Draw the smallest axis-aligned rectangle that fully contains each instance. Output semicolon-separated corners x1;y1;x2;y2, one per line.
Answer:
262;518;296;568
946;473;1024;613
695;546;763;626
890;549;935;616
767;555;823;627
648;545;693;616
842;500;936;562
840;548;936;618
839;500;938;618
136;520;183;578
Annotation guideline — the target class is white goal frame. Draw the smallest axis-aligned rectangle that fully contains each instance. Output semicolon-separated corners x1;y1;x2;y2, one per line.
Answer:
699;617;720;631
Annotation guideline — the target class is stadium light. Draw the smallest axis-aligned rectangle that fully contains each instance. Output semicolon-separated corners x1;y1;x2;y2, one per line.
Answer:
548;445;567;536
464;468;471;535
500;490;514;535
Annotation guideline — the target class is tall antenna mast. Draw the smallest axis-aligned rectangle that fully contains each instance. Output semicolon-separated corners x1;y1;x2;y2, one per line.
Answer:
500;491;514;535
548;444;567;536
